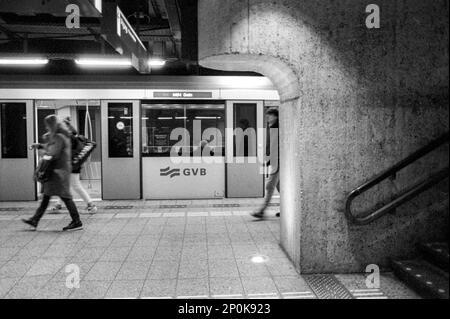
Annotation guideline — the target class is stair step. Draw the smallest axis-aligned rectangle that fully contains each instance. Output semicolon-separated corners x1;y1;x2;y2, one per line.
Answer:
419;242;449;272
392;259;449;299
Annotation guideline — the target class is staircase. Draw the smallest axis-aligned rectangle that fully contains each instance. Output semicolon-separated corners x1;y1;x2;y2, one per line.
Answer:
392;242;449;299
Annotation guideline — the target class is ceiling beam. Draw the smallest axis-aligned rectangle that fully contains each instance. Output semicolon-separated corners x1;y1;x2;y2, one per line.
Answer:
162;0;181;58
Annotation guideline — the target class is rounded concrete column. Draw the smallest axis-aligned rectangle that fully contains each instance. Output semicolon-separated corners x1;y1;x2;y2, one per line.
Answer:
200;53;303;270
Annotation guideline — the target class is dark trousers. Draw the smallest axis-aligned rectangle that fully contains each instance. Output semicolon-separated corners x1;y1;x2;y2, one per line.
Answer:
260;172;280;213
32;195;80;223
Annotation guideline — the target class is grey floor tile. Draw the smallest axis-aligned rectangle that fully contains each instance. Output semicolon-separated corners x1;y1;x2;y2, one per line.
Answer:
207;234;231;245
25;257;68;277
209;277;245;297
209;259;240;278
236;259;270;278
71;247;106;263
84;262;123;281
0;258;36;279
105;280;144;299
273;276;313;294
5;275;52;299
141;279;177;298
69;280;112;299
99;246;132;262
176;278;210;298
110;235;138;247
147;260;179;280
241;277;279;297
207;245;234;260
232;244;260;259
181;246;208;261
179;259;209;279
33;280;74;299
0;247;20;261
0;277;19;298
153;246;182;261
127;245;157;261
84;235;115;248
116;261;151;280
266;258;299;277
134;235;160;247
13;245;50;260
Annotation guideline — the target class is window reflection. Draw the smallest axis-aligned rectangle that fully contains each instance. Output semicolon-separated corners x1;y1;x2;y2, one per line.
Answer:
108;103;133;158
1;102;27;159
142;103;225;157
234;103;257;157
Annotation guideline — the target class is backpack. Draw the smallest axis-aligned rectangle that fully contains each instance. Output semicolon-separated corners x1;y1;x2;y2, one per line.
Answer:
71;135;97;171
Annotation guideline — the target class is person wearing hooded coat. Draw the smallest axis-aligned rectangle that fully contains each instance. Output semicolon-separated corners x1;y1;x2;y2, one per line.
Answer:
22;115;83;231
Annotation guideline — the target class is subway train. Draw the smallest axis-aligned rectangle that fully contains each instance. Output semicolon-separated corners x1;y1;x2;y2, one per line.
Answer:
0;75;279;201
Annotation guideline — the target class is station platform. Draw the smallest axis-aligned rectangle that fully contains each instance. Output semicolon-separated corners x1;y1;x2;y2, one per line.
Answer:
0;199;420;299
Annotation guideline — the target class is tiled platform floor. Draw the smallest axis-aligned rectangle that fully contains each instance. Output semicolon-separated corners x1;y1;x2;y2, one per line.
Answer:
0;199;420;299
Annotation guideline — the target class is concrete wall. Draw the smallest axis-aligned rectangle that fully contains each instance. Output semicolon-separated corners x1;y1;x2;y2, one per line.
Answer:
198;0;449;273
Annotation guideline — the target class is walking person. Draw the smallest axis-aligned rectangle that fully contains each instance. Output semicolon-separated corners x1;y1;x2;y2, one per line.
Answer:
51;117;97;214
252;108;280;219
22;115;83;231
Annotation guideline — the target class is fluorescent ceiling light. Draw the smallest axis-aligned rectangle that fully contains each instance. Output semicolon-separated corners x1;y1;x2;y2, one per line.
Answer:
75;58;132;68
195;116;222;120
148;59;166;67
0;58;48;66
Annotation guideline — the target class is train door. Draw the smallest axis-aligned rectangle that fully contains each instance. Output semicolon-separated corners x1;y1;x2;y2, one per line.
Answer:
0;100;35;201
141;101;226;200
101;100;140;200
226;101;265;198
35;100;102;201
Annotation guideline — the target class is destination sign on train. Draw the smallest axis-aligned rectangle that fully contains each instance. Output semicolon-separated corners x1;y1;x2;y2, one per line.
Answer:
153;92;213;98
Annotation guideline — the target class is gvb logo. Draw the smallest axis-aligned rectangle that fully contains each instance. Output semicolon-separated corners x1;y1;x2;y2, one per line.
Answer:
160;167;181;178
365;264;381;289
160;167;207;179
65;264;80;290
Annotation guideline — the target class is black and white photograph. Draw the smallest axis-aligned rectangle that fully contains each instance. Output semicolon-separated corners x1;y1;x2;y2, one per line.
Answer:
0;0;448;311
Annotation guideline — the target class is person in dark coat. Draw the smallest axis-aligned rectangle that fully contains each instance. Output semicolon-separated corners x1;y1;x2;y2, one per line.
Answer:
23;115;83;231
51;117;98;214
252;108;281;219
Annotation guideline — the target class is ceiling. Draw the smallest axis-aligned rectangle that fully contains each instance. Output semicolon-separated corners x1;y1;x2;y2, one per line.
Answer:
0;0;229;75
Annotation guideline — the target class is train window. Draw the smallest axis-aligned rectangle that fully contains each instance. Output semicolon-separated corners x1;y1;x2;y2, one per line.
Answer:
142;104;225;157
1;102;28;159
108;103;133;158
233;103;257;157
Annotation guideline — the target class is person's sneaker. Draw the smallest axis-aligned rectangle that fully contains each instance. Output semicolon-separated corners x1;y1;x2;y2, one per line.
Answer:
50;204;63;214
63;221;83;232
251;211;265;219
86;203;98;214
22;218;38;230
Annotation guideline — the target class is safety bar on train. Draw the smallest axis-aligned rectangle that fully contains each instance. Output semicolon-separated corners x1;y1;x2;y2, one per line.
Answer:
345;132;449;226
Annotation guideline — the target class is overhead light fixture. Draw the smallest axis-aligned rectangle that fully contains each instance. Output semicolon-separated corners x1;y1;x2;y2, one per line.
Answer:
195;116;222;120
75;58;132;68
0;58;49;66
148;59;166;67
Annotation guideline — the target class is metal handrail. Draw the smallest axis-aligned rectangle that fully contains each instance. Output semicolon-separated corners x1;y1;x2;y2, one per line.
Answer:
345;132;449;226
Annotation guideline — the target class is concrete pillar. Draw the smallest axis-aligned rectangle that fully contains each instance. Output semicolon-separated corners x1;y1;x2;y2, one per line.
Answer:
199;0;449;273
